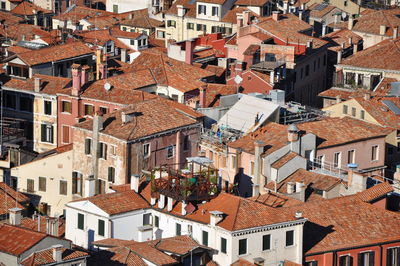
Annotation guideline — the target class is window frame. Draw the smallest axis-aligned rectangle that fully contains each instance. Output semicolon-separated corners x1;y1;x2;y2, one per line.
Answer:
143;143;151;158
44;100;52;115
84;104;94;116
39;176;46;192
347;149;355;164
176;223;181;236
262;234;271;251
98;219;105;236
61;100;72;114
202;230;209;246
59;180;67;195
371;145;379;161
238;238;247;256
77;213;84;230
167;145;174;159
285;230;295;247
221;237;227;254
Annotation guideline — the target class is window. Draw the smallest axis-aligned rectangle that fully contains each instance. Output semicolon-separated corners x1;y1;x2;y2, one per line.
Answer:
221;237;227;254
212;6;218;16
62;125;70;144
39;177;46;192
360;110;365;120
95;179;105;195
0;2;5;9
187;22;194;30
154;216;159;228
198;4;206;14
122;26;127;31
85;138;92;155
20;97;33;112
27;179;34;192
100;107;108;115
130;39;135;45
98;219;105;236
197;24;206;31
238;239;247;255
371;145;379;161
108;167;115;183
143;143;150;158
99;142;107;159
358;251;374;266
231;155;237;169
334;152;341;168
138;39;142;47
211;26;220;33
62;101;72;113
202;230;209;246
176;223;181;236
250;161;255;175
262;234;271;251
183;135;190;151
351;107;356;117
157;31;165;38
72;172;83;195
339;255;353;266
143;213;151;225
342;105;348;115
41;124;53;143
110;145;116;156
300;68;304;79
59;180;67;195
286;230;294;247
44;100;52;115
113;4;118;13
387;247;400;266
348;150;355;164
221;156;227;168
77;213;84;230
84;104;94;116
167;145;174;158
167;20;176;27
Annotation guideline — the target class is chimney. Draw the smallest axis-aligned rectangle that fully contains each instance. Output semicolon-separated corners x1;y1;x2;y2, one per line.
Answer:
121;112;134;124
8;208;22;226
71;64;82;97
199;85;207;108
322;24;327;36
334;14;339;24
53;219;59;237
287;182;295;194
272;11;280;21
46;217;51;234
270;70;275;84
209;210;224;226
364;92;371;100
380;25;387;36
295;211;303;219
253;140;264;197
348;36;353;45
394;165;400;183
167;197;173;212
287;124;299;142
128;13;133;19
299;11;303;21
394;26;398;39
295;181;304;192
253;258;265;266
177;5;185;17
130;175;139;193
348;17;354;30
336;95;341;104
347;163;358;190
93;111;103;131
37;215;41;231
243;11;250;26
52;245;63;263
84;177;95;197
34;77;42;92
121;48;127;63
337;49;342;64
181;201;187;215
81;65;89;85
158;194;166;209
236;13;243;32
185;39;195;65
307;40;313;53
353;43;358;54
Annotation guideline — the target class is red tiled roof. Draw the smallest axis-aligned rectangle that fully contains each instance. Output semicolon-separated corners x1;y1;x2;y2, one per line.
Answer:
11;1;52;15
105;246;148;265
0;182;29;216
92;238;136;248
356;182;394;202
0;24;57;43
3;74;71;95
201;83;238;107
72;190;150;215
286;193;400;255
221;7;259;24
323;28;363;51
21;248;88;266
165;0;196;17
340;37;400;71
351;8;400;37
74;97;201;141
53;6;112;24
20;217;65;237
0;224;47;256
236;0;271;6
15;42;93;66
249;191;303;208
119;8;163;28
231;258;255;265
271;151;298;169
243;44;260;55
308;3;337;18
150;235;207;255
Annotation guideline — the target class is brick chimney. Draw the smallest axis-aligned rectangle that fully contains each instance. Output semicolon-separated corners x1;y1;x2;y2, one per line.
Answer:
71;64;82;97
272;11;280;21
81;65;89;85
199;85;207;108
253;140;264;196
185;39;195;65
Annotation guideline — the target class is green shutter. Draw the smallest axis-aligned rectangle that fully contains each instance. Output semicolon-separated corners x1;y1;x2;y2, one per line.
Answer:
78;213;84;230
238;239;247;255
176;223;181;236
98;219;105;236
155;216;159;228
49;125;53;143
41;124;46;142
72;172;77;194
202;231;208;246
221;237;227;254
263;234;271;250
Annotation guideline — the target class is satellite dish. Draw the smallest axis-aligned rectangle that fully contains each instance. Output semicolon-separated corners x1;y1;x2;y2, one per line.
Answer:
234;75;243;85
104;82;111;91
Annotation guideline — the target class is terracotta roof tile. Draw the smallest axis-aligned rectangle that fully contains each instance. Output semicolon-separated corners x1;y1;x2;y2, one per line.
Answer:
271;151;298;169
122;242;178;265
202;83;238;107
21;248;88;266
351;8;400;37
165;0;196;17
3;74;72;95
11;1;52;15
119;8;163;28
221;7;259;24
15;42;93;66
236;0;271;6
243;44;260;55
0;224;47;256
53;6;112;24
286;193;400;254
231;258;255;265
151;235;207;255
92;238;136;248
73;190;150;215
322;28;363;51
249;191;303;207
105;246;148;266
0;24;56;43
0;182;29;216
356;182;393;202
309;3;337;18
20;217;65;237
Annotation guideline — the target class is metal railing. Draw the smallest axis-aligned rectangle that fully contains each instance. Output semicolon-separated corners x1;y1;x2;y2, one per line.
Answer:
308;159;348;180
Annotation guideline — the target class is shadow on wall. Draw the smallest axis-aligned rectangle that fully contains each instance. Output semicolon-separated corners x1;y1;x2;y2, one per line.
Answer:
233;168;253;198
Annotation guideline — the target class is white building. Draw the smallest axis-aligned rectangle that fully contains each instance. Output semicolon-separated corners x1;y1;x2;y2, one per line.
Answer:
65;177;306;265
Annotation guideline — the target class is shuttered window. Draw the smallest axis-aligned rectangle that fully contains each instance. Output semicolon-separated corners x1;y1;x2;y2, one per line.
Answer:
202;231;209;246
62;125;70;143
176;223;181;236
27;179;34;192
98;142;107;159
154;216;159;228
108;167;115;183
59;180;67;195
72;171;82;195
263;234;271;250
41;124;53;143
77;213;84;230
98;219;105;236
221;237;227;254
39;177;46;192
358;251;374;266
143;213;151;225
286;230;294;246
238;239;247;255
61;101;72;113
95;179;105;195
84;138;91;154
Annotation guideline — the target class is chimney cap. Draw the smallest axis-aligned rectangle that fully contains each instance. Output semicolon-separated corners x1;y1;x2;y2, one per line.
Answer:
9;207;22;212
210;210;224;216
295;211;303;218
287;123;299;132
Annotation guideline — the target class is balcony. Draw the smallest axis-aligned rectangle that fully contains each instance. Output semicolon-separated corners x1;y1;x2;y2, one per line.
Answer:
151;162;219;202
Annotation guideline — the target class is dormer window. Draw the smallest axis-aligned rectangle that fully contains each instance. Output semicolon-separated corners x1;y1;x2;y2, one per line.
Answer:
198;4;206;15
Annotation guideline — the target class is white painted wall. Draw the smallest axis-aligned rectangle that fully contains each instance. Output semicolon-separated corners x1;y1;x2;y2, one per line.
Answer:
106;0;151;13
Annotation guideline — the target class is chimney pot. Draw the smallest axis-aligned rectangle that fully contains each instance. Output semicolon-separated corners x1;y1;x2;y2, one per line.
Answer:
394;26;398;39
380;25;387;35
337;49;342;64
209;210;224;226
81;65;89;85
348;17;354;30
185;39;195;65
364;92;371;100
287;182;295;194
272;11;280;21
199;86;207;108
295;211;302;218
348;36;353;45
130;175;139;193
71;64;82;97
